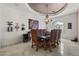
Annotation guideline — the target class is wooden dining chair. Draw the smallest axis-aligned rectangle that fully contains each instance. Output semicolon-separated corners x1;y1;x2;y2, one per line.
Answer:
31;29;37;48
31;29;42;51
48;29;58;51
56;29;62;45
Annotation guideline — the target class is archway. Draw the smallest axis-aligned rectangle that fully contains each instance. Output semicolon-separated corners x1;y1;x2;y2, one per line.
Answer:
52;21;65;41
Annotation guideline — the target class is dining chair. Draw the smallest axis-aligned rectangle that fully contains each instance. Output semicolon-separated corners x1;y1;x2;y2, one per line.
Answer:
48;29;58;51
31;29;42;51
56;29;62;45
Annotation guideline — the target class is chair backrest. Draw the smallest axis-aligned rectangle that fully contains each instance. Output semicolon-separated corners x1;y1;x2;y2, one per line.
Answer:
50;29;58;42
57;29;62;40
31;29;38;44
37;29;46;36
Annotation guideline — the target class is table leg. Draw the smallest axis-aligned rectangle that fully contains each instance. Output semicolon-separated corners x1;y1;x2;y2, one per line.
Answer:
44;40;47;50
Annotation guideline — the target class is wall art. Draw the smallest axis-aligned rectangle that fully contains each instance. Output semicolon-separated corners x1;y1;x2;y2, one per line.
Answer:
7;21;13;32
68;23;72;29
15;23;20;31
21;24;25;31
29;19;39;29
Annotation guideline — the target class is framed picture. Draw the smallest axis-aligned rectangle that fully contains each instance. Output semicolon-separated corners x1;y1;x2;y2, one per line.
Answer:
68;23;72;29
29;19;39;29
7;21;13;32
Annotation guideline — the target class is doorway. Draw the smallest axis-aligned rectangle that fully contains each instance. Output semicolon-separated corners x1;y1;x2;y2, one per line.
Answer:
52;21;64;41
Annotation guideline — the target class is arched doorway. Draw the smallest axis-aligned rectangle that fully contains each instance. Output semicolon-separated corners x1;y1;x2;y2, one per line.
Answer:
52;21;65;41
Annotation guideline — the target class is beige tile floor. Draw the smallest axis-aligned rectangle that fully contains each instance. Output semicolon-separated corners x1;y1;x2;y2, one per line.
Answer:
0;39;79;56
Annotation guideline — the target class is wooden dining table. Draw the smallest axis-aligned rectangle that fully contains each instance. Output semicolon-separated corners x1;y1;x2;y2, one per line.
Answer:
38;34;50;50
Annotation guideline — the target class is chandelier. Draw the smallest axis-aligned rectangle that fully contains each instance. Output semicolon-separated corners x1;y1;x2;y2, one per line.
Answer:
44;4;49;24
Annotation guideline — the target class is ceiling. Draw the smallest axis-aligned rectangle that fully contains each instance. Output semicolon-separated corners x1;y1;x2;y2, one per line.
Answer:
1;3;79;18
25;3;79;18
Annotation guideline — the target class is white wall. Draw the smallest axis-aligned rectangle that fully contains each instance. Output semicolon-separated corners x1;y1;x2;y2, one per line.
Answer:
0;4;46;47
78;10;79;42
0;6;3;48
47;13;77;40
0;3;77;47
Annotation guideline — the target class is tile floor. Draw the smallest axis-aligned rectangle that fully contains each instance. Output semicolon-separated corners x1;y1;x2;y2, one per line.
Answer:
0;39;79;56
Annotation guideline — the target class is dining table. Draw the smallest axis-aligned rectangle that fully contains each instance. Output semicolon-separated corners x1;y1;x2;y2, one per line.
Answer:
38;34;50;50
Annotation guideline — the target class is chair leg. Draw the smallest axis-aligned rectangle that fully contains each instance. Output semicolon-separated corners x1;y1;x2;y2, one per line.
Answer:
52;42;56;48
49;42;52;52
31;44;33;48
36;47;38;51
49;44;52;52
36;42;39;51
56;40;60;45
36;45;39;51
44;41;47;50
49;49;52;52
57;42;59;45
